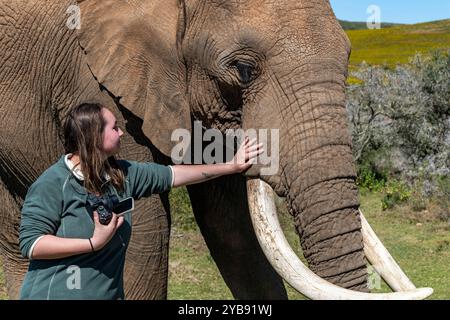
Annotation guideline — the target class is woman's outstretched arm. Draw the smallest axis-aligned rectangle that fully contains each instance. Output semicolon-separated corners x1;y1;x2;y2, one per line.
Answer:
171;137;263;188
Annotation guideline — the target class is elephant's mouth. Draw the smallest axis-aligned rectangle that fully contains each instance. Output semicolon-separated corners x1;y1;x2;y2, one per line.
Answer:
246;178;433;300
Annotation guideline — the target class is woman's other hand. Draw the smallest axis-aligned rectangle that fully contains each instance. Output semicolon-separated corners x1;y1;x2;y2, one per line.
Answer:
90;211;124;251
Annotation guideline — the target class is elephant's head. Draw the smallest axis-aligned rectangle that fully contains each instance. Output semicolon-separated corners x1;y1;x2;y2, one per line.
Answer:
76;0;432;299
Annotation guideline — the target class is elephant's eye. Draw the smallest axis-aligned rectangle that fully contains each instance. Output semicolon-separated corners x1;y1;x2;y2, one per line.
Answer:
231;61;255;86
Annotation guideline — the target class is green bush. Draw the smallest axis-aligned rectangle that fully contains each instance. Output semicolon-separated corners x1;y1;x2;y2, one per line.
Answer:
356;148;389;195
357;164;386;192
381;180;412;210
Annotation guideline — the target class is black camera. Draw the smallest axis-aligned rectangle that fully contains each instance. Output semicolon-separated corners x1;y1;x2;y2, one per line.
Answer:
86;193;120;225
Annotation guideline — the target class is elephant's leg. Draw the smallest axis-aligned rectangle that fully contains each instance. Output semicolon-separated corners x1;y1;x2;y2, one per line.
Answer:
123;194;171;299
0;179;28;299
186;174;287;299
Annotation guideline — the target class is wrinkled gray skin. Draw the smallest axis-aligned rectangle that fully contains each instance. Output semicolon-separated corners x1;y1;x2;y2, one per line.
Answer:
0;0;367;299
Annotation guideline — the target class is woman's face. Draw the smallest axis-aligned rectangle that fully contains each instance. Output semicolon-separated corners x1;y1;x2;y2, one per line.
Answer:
101;108;124;156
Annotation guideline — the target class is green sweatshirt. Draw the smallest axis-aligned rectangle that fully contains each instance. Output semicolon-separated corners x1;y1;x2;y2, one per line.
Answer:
19;155;173;300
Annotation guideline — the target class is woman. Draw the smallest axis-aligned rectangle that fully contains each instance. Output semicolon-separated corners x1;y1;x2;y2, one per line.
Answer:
18;102;263;299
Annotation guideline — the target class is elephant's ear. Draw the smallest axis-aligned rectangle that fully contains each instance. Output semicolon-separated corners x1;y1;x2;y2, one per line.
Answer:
76;0;190;157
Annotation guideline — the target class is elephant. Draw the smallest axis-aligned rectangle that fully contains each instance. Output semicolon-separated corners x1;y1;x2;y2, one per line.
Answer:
0;0;432;299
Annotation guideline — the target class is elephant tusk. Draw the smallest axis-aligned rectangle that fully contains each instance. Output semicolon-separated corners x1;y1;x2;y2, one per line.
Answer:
360;209;417;291
246;178;433;300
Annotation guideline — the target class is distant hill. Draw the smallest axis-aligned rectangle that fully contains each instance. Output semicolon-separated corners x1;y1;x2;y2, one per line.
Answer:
345;19;450;68
339;20;401;30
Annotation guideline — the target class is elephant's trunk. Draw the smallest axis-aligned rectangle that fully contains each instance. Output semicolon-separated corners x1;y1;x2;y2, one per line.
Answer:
281;80;368;290
285;140;368;290
290;178;367;290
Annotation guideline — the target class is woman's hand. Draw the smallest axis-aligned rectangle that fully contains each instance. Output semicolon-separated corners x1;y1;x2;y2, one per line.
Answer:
228;136;264;173
90;211;124;251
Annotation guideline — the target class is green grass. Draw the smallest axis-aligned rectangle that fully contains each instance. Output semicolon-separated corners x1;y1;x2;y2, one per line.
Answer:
346;19;450;69
357;192;450;299
168;230;233;299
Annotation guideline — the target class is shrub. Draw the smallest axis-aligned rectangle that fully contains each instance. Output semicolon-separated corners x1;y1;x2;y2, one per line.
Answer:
347;50;449;211
356;160;386;192
381;180;412;211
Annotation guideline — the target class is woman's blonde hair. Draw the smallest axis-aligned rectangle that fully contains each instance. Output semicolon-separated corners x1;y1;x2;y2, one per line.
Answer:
63;103;125;194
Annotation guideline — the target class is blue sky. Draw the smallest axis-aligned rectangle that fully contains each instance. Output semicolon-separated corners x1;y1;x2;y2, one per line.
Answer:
330;0;450;24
